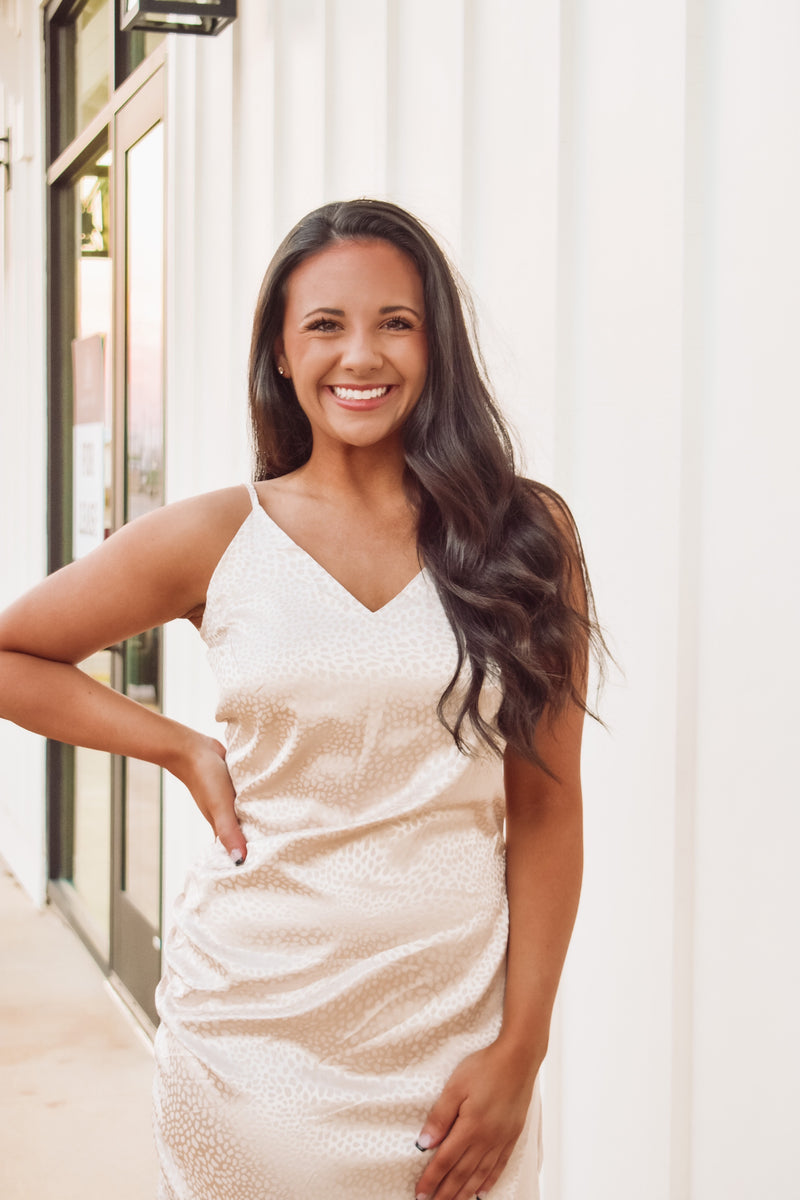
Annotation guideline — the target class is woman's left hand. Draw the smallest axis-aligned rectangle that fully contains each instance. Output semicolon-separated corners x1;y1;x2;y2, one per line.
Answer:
414;1039;539;1199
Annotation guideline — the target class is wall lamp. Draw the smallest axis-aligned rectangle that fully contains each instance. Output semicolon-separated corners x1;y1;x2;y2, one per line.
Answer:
120;1;236;37
0;129;10;191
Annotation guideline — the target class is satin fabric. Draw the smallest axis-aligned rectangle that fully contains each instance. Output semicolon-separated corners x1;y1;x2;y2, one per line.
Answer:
153;483;541;1198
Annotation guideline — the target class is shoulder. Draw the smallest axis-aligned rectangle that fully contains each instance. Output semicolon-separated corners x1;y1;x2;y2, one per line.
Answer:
104;484;253;573
109;485;255;620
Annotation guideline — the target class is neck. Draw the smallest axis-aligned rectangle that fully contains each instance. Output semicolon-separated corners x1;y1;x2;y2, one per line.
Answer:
295;437;409;505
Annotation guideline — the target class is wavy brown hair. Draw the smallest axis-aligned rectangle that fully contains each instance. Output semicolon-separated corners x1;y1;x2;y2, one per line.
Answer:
249;199;604;772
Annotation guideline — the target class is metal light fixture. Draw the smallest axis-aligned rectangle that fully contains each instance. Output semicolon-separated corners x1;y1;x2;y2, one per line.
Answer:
120;1;236;37
0;129;10;191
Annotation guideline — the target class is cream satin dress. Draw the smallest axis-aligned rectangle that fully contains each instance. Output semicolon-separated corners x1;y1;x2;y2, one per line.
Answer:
153;483;542;1199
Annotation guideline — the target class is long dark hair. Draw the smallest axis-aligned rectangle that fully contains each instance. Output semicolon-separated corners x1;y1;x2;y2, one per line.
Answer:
249;199;603;771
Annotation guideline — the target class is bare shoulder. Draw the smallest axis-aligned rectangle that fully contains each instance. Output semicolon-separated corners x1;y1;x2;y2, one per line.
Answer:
107;484;253;569
0;485;253;663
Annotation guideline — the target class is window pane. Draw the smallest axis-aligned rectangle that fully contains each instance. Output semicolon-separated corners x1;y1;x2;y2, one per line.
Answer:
75;0;111;131
123;121;165;931
69;147;114;956
119;27;166;83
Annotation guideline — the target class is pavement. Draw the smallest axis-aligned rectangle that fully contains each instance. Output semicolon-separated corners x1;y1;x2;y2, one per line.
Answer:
0;860;158;1199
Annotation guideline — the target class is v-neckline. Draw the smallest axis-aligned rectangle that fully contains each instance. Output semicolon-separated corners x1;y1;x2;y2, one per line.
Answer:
251;501;427;616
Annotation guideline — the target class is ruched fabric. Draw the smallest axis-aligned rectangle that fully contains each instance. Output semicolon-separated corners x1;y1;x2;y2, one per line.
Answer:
153;483;541;1198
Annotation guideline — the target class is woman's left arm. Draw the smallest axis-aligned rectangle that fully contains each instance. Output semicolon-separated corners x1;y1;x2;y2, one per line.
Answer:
414;710;585;1200
498;706;585;1078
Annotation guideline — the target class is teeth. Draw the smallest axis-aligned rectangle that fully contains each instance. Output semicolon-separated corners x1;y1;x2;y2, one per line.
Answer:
332;386;390;400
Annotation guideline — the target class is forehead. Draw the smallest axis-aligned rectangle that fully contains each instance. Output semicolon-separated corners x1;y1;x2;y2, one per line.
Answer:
284;239;424;309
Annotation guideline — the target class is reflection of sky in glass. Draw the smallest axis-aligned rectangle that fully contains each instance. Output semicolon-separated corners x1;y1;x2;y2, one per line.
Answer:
126;123;164;520
77;160;113;533
79;258;112;430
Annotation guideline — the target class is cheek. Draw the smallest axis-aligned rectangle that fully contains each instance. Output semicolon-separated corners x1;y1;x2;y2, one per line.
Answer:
289;344;331;379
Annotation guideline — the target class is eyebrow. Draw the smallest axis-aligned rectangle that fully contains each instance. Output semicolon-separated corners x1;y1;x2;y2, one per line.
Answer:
301;305;423;320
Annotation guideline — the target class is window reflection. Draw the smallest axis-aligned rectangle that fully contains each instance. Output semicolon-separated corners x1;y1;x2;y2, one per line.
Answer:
123;121;165;931
75;0;111;131
126;123;164;521
70;145;114;955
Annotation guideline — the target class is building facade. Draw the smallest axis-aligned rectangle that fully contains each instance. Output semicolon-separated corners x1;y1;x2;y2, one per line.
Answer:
1;2;798;1198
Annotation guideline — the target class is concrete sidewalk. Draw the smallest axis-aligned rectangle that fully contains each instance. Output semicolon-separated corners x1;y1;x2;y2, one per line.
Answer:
0;861;158;1199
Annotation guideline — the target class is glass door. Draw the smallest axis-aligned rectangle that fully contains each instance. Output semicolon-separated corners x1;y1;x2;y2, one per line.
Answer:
45;2;168;1031
110;70;166;1025
65;147;115;960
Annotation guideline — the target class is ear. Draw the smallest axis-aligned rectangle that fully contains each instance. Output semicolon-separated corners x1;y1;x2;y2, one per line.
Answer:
274;337;290;379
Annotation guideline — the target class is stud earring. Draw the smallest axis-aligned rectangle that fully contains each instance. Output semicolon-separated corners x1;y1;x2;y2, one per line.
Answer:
277;365;285;376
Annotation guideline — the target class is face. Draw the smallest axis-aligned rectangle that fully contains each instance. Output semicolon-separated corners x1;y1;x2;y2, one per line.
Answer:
275;239;428;454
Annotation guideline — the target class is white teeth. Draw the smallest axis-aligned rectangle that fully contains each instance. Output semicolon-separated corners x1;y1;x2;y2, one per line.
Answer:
332;386;390;400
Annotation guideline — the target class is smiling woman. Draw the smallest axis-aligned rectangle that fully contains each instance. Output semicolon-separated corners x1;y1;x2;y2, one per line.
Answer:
0;198;603;1200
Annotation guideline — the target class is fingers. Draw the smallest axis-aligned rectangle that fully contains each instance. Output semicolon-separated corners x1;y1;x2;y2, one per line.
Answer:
416;1081;463;1151
215;807;247;865
417;1143;500;1200
189;738;247;864
475;1141;515;1196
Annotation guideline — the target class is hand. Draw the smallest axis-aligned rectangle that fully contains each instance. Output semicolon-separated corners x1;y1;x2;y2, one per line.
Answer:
414;1040;539;1200
171;733;247;865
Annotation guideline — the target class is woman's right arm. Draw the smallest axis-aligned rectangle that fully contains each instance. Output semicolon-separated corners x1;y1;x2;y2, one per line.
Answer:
0;487;252;863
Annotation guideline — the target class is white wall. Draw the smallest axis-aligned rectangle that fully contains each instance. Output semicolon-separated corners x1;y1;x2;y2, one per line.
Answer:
554;3;687;1195
553;3;800;1198
689;3;800;1193
0;0;48;904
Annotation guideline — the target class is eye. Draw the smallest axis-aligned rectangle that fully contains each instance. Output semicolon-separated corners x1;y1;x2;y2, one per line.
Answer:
382;316;413;330
305;318;341;333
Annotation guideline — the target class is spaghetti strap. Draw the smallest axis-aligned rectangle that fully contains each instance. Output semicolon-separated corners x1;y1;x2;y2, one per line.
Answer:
244;481;260;512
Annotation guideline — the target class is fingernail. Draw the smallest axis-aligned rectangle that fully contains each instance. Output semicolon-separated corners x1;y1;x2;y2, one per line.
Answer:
415;1133;433;1150
415;1194;430;1200
229;848;244;866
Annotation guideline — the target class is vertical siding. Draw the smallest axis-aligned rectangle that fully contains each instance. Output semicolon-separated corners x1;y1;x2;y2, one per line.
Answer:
272;0;327;237
690;3;800;1193
553;4;687;1197
0;0;47;903
460;0;561;474
323;0;389;200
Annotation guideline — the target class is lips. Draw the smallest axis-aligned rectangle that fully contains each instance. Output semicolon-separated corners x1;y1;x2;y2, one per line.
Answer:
327;384;395;411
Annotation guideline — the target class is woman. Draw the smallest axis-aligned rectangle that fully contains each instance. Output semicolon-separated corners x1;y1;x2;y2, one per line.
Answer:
0;200;599;1200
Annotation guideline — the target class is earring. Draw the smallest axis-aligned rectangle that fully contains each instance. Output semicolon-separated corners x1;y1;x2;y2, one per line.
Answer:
277;365;285;376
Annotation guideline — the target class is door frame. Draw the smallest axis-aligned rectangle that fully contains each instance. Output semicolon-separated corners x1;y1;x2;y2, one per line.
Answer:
44;3;168;1029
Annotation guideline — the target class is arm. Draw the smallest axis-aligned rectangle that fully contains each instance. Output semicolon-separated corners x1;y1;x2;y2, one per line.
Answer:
497;710;584;1075
0;487;252;862
415;496;588;1200
413;715;584;1200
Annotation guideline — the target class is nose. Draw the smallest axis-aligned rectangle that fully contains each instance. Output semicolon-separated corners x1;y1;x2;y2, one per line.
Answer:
339;327;383;374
